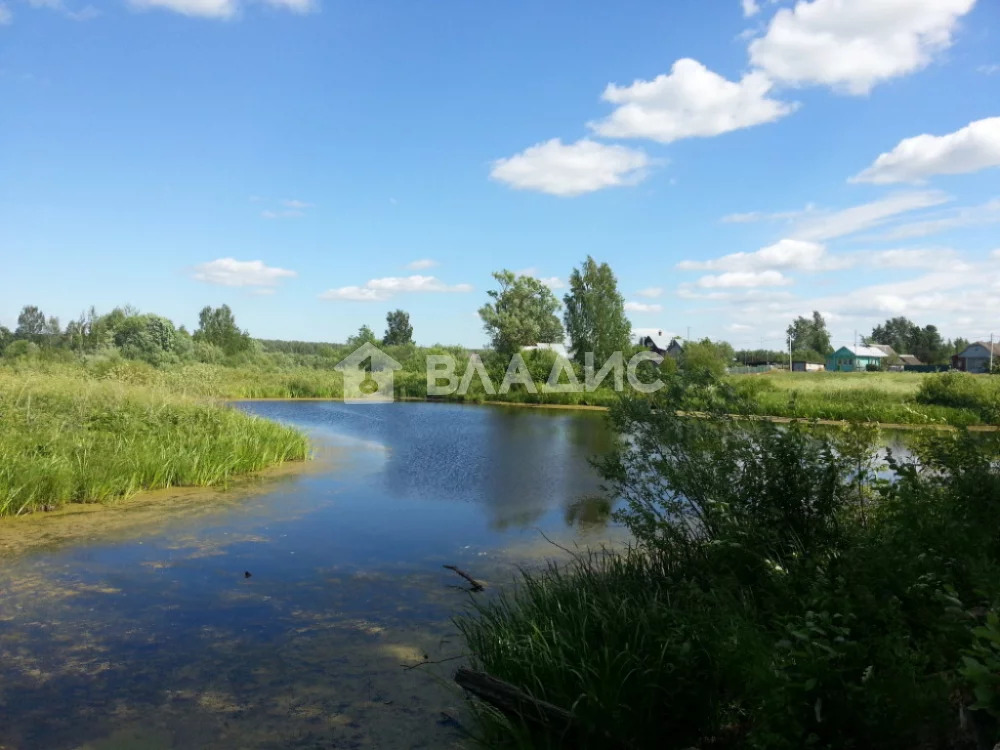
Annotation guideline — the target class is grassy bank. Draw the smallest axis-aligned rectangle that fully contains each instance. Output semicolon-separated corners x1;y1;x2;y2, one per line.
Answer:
0;371;309;516
457;379;1000;748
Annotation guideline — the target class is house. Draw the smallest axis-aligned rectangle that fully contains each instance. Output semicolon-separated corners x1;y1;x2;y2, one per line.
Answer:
792;361;824;372
637;330;683;357
825;345;886;372
952;342;1000;374
870;344;897;359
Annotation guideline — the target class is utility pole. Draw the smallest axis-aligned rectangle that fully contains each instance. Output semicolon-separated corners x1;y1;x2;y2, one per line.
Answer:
991;332;995;374
787;335;792;371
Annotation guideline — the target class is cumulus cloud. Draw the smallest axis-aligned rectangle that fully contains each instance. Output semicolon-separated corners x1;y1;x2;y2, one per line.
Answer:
637;287;663;298
490;138;650;196
748;0;976;95
589;58;796;143
741;0;760;17
319;275;473;302
851;117;1000;184
679;239;848;273
624;301;663;313
191;258;297;288
696;270;794;288
515;268;565;289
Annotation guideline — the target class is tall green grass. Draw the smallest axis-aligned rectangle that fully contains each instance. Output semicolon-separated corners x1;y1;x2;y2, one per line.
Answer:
0;372;309;516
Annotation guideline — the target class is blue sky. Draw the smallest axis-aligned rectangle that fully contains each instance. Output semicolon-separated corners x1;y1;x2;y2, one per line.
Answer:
1;0;999;350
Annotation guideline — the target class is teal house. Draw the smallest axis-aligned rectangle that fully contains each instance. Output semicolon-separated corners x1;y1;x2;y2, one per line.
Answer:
825;345;886;372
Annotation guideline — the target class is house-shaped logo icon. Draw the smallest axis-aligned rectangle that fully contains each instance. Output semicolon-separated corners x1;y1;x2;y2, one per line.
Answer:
334;343;403;403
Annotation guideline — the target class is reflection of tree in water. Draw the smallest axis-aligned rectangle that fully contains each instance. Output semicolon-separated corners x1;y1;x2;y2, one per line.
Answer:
563;494;613;529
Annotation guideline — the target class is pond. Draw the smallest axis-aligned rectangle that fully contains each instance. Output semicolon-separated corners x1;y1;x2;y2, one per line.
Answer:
0;402;624;749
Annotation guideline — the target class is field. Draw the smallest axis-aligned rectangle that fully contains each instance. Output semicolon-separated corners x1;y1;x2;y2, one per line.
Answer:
0;370;309;516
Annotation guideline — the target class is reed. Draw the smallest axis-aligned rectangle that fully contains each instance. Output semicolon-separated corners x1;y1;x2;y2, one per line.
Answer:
0;371;309;516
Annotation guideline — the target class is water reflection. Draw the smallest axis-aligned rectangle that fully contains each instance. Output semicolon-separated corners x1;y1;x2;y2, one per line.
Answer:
0;402;621;749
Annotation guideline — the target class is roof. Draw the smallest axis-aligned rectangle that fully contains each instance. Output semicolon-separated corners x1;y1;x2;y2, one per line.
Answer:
833;345;887;358
634;330;678;352
870;344;897;357
898;354;923;365
955;341;1000;357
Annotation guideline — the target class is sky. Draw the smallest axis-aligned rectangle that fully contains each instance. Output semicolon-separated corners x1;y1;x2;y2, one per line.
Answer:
1;0;999;351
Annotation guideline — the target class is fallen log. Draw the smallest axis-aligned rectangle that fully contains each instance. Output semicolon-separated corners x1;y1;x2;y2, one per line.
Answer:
443;564;484;592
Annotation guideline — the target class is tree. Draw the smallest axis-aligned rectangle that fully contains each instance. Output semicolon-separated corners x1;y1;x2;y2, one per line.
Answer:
113;314;179;363
679;338;734;378
787;311;831;356
479;270;563;358
563;256;631;366
15;305;47;343
868;317;950;364
193;305;252;355
347;324;378;347
0;326;12;355
383;309;414;346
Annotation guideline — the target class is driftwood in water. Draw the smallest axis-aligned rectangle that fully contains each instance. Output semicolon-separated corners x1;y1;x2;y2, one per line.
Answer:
443;565;484;592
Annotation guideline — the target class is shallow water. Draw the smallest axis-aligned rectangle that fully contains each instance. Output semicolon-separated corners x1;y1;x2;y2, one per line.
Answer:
0;402;623;749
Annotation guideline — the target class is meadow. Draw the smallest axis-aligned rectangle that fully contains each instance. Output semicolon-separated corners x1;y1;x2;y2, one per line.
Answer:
0;369;309;516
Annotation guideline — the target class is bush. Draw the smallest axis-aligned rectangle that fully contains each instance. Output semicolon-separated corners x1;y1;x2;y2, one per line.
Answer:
459;372;1000;748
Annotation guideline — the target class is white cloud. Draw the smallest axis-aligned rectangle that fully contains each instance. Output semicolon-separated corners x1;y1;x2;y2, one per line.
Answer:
741;0;760;17
866;248;969;271
319;275;473;302
721;205;816;223
129;0;238;18
0;2;11;23
791;191;950;241
590;58;796;143
696;270;794;288
679;239;847;273
281;198;314;209
851;117;1000;184
871;197;1000;240
406;258;438;270
624;301;663;313
978;64;1000;75
637;287;663;298
748;0;976;95
491;138;650;196
191;258;297;288
992;248;1000;259
129;0;313;17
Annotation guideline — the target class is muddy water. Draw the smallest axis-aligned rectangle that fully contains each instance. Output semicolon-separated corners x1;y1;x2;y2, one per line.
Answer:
0;402;624;749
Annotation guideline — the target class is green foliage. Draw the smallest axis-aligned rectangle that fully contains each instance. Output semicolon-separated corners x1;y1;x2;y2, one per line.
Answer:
193;304;252;355
459;372;1000;749
0;370;308;516
347;324;378;348
0;326;12;354
563;256;631;366
916;371;1000;423
479;270;564;358
787;311;832;355
678;337;732;378
383;309;414;346
15;305;48;343
868;316;956;364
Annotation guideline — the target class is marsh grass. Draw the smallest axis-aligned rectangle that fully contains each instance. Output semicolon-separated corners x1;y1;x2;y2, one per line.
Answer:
0;372;309;516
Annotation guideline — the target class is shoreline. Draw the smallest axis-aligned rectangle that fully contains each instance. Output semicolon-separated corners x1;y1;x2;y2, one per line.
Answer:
230;396;1000;431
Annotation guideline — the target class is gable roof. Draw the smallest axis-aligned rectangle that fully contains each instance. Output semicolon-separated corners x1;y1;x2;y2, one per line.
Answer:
958;341;1000;357
870;344;896;357
833;345;886;358
898;354;923;365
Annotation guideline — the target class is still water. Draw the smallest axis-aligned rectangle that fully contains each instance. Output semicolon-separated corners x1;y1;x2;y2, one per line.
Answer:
0;402;621;749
